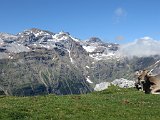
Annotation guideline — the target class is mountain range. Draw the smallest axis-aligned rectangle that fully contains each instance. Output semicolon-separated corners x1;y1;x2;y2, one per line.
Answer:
0;28;160;96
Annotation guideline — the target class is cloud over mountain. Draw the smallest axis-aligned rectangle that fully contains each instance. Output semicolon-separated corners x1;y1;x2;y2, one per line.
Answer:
119;37;160;57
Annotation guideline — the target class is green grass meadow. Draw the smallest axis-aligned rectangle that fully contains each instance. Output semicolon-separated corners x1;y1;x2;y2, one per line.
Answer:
0;86;160;120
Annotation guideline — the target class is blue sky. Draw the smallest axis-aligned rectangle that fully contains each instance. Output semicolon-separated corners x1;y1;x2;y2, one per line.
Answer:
0;0;160;43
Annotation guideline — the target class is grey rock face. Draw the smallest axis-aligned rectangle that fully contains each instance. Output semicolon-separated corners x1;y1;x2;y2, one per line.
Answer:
111;78;135;88
0;48;93;96
94;82;111;91
0;29;93;96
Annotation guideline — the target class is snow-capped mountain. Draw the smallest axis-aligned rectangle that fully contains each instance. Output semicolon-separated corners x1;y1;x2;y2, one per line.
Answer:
81;37;119;60
1;29;160;60
0;28;120;61
0;28;160;96
0;28;81;59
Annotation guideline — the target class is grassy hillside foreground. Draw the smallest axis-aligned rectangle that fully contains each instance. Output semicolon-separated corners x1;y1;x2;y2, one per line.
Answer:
0;86;160;120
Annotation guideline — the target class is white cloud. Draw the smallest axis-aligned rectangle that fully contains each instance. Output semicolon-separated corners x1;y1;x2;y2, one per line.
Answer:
115;8;126;16
114;7;127;23
119;37;160;57
115;36;125;41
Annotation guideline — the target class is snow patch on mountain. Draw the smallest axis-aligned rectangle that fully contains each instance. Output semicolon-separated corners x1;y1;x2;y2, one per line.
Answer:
52;31;69;41
34;31;49;37
89;52;117;61
83;46;97;52
86;66;90;68
154;60;160;65
67;49;74;63
86;76;93;84
69;36;80;42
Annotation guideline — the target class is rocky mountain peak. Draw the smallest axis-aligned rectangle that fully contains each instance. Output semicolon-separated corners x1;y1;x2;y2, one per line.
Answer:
86;37;103;44
17;28;55;38
0;32;17;41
